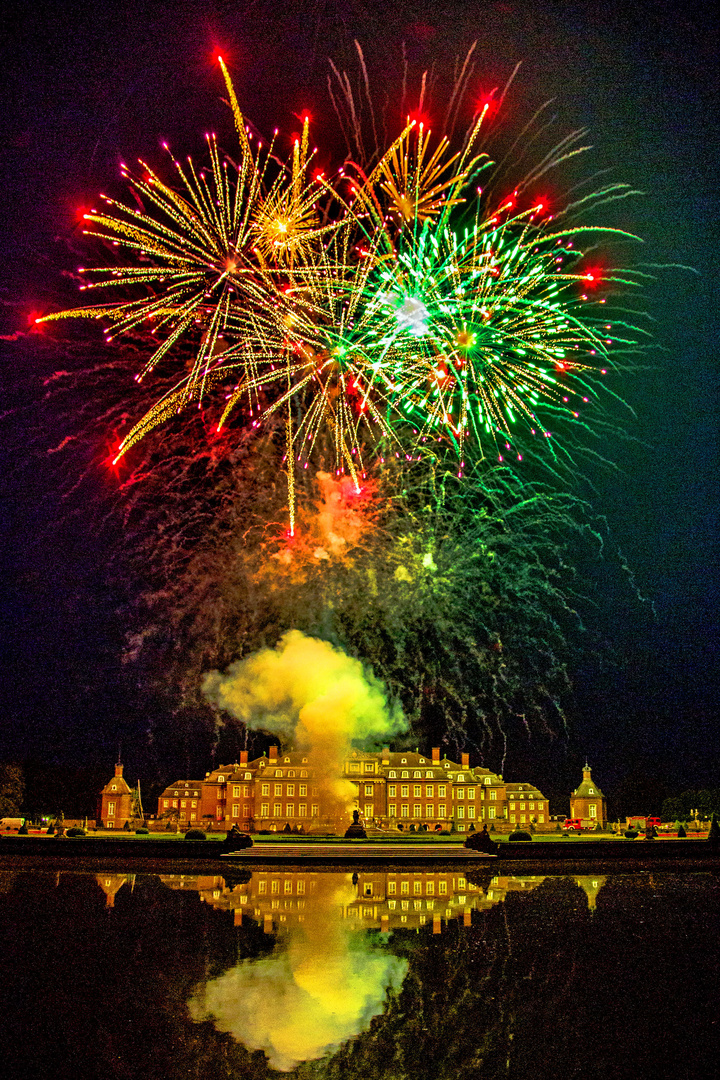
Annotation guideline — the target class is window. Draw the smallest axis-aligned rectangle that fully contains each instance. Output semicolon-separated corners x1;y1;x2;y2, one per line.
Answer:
111;785;117;792
108;802;115;817
400;880;409;894
439;804;446;818
401;771;409;779
300;770;308;778
388;881;396;894
163;799;169;808
467;788;475;800
217;776;224;783
457;774;465;782
299;785;307;797
258;880;267;894
262;784;269;797
297;880;305;894
284;879;293;894
364;763;374;773
414;771;421;779
311;805;319;817
401;785;409;797
456;788;464;800
389;785;397;797
190;811;196;820
232;805;239;818
520;803;525;810
287;784;295;796
274;784;282;796
439;881;447;895
275;770;283;777
426;804;434;817
244;805;250;817
389;804;396;816
233;785;240;797
414;880;422;894
261;803;269;816
365;784;373;796
191;800;197;808
180;800;186;808
425;785;434;796
529;801;534;810
401;805;409;817
364;803;373;817
538;814;545;823
438;785;446;798
274;803;282;816
288;770;295;778
426;771;434;778
489;807;496;819
389;771;397;779
589;787;595;794
468;806;475;820
510;814;516;823
299;804;307;817
457;805;465;819
244;773;251;781
484;777;491;784
350;762;360;772
401;758;407;764
489;790;497;801
426;881;435;895
413;804;422;818
271;880;279;894
286;804;294;817
414;785;421;797
520;814;526;822
589;804;597;818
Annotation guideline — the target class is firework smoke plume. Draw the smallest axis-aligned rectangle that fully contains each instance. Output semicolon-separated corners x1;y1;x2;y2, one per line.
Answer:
203;630;407;818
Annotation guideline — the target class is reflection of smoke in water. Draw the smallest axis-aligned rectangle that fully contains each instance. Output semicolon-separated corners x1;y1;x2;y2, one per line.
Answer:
204;630;407;821
189;875;407;1071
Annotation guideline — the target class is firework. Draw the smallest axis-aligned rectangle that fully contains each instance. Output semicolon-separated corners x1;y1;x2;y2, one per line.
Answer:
38;52;643;527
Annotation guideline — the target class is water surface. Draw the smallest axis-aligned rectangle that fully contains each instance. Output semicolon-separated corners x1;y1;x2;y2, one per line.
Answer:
0;863;717;1078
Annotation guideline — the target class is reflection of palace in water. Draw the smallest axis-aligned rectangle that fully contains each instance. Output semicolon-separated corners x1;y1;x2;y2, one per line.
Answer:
150;869;608;928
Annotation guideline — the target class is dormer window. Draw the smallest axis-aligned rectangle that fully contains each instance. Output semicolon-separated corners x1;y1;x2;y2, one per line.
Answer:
300;770;308;777
275;770;283;777
302;758;308;763
217;776;224;783
389;771;397;778
244;773;251;780
484;777;491;784
111;785;117;791
401;758;407;764
419;758;425;764
426;771;433;778
401;771;409;779
288;770;295;777
589;787;595;794
458;774;465;782
259;761;265;768
444;762;450;769
414;771;421;778
284;757;290;763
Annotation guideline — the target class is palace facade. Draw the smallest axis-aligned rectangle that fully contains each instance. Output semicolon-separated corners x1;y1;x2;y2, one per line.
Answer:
156;746;550;833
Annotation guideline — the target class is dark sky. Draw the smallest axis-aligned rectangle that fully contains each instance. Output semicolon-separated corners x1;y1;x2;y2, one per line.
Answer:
0;0;718;804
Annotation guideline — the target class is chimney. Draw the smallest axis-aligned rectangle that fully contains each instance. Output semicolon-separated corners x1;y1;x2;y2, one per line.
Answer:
114;764;124;778
269;746;278;763
432;747;440;764
461;753;469;768
381;747;390;764
240;751;248;764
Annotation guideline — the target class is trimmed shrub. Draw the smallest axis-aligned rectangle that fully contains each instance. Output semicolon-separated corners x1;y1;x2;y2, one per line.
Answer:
676;824;687;838
18;823;28;835
66;827;86;837
508;830;533;842
624;830;638;839
184;829;207;840
135;827;149;835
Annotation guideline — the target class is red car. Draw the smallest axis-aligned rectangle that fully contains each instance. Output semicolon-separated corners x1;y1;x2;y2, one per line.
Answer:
646;817;661;829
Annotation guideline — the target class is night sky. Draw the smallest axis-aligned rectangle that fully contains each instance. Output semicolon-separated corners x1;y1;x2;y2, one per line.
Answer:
1;0;717;812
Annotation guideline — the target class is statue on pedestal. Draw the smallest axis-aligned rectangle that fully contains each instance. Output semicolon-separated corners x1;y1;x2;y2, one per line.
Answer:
344;809;367;839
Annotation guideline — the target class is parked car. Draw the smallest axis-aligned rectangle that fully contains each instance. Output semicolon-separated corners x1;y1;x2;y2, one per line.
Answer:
563;818;584;831
646;817;661;829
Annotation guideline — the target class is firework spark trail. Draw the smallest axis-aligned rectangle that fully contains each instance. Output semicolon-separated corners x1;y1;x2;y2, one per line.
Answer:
37;50;645;528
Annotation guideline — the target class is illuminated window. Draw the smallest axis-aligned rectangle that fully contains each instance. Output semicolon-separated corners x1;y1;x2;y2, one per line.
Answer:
233;786;240;797
389;785;397;797
284;880;293;894
297;880;305;894
271;880;279;894
425;785;434;796
414;880;422;894
426;804;434;817
401;805;409;817
163;799;169;808
426;881;435;895
365;784;373;796
510;814;516;823
217;776;224;783
275;770;282;777
364;763;374;773
244;805;250;817
299;804;306;817
111;785;117;792
190;811;196;820
389;803;396;816
484;777;491;784
589;805;597;818
401;785;409;797
458;774;465;782
467;806;475;820
364;804;373;817
261;784;269;797
258;880;267;894
413;804;422;817
401;771;409;779
538;814;544;823
401;881;409;894
286;804;294;817
414;785;421;797
589;787;595;794
300;770;308;778
389;771;397;779
489;807;496;819
456;788;464;800
439;881;447;895
274;803;281;816
388;881;396;894
426;771;433;778
274;784;282;796
489;790;496;801
467;788;475;800
180;800;186;808
287;784;295;796
299;785;307;797
439;804;446;817
261;803;269;816
414;771;422;779
288;770;295;777
311;805;319;817
457;806;465;819
108;802;115;817
438;785;446;798
520;814;526;822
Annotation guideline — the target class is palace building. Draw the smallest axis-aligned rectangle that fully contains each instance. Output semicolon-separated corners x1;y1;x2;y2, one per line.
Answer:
156;746;550;834
569;763;607;827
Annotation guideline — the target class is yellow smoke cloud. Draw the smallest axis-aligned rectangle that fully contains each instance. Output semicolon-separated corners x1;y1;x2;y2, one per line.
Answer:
189;875;407;1071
